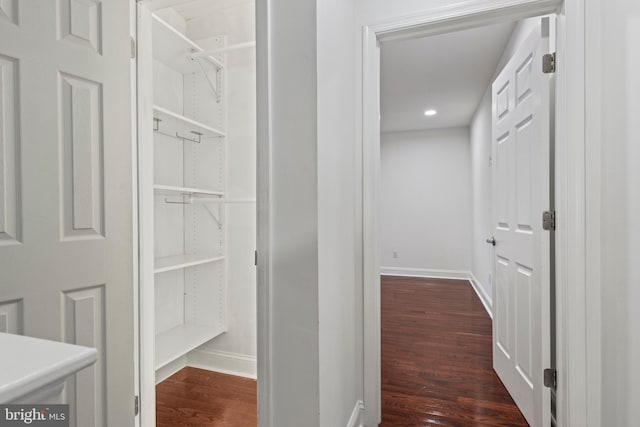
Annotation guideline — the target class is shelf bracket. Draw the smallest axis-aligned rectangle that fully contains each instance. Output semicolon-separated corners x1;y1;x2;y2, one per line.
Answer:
162;196;224;229
195;57;221;103
203;204;223;229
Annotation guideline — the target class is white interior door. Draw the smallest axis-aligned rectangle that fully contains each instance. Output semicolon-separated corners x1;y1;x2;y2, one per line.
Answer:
0;1;135;426
491;20;552;427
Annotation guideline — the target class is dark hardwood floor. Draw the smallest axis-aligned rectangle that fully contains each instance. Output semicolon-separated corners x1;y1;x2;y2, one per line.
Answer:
381;275;528;427
156;367;256;427
156;276;525;426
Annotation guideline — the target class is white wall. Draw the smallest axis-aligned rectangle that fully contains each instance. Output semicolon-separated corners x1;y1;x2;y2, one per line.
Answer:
380;128;472;276
257;0;320;424
587;0;640;423
256;0;364;424
182;1;257;372
317;0;363;423
261;0;640;425
469;89;493;300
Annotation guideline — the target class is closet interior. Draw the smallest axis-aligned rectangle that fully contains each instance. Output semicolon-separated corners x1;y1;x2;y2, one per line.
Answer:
137;0;257;418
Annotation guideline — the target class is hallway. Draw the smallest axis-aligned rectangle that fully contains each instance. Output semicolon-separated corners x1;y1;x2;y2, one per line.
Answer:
381;276;528;426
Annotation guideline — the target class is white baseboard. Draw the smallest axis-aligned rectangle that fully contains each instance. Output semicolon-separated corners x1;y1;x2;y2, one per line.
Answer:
380;267;493;319
155;355;187;384
380;267;470;280
468;272;493;319
187;348;257;379
346;400;364;427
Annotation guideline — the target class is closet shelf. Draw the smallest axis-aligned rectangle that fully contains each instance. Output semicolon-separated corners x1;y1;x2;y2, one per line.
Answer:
154;185;224;198
155;324;226;370
153;105;225;141
152;14;224;73
154;254;225;274
188;41;256;59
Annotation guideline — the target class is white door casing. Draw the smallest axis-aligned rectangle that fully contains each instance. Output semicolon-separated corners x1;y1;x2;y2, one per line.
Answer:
0;1;135;426
491;20;552;426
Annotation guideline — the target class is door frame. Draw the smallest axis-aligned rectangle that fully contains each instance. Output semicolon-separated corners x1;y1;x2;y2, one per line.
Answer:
360;0;593;426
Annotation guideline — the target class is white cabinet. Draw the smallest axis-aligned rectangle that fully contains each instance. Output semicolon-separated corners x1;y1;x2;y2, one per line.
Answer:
149;14;228;372
0;333;97;404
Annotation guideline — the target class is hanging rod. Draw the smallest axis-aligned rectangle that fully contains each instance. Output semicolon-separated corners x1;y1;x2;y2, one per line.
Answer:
164;197;191;204
154;129;203;143
194;198;256;204
153;117;204;143
162;197;253;205
188;41;256;60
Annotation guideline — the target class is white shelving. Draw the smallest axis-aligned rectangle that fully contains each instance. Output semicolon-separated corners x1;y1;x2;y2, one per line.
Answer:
152;14;224;73
188;41;256;59
149;10;228;375
155;324;225;370
154;184;224;198
154;254;224;274
153;105;225;141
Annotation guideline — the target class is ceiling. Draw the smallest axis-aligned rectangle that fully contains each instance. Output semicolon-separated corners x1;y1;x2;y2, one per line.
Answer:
380;22;516;133
169;0;252;20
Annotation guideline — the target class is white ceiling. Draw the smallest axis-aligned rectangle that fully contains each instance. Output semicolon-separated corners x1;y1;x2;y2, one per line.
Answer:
169;0;253;20
380;22;516;133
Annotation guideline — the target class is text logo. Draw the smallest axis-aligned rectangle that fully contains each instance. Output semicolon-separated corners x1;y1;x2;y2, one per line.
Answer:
0;405;69;427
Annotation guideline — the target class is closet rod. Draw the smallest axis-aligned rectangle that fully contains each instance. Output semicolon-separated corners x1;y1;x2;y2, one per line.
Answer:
194;198;256;204
154;129;203;143
153;117;207;143
189;41;256;59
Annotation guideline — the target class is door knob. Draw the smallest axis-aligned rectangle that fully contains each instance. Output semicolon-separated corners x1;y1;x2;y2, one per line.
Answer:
486;237;496;246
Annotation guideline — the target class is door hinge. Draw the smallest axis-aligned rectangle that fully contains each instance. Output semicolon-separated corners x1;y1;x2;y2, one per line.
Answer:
543;52;556;73
543;368;557;388
542;210;556;231
130;37;136;59
134;395;139;416
254;250;258;266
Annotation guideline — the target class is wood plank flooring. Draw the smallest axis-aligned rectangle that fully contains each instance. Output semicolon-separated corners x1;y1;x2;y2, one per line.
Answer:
381;275;529;427
156;276;526;426
156;368;256;427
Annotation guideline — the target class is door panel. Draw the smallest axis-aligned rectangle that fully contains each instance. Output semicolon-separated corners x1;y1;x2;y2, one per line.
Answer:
495;132;510;230
0;53;20;245
496;255;511;358
492;20;552;427
515;263;533;386
0;1;134;426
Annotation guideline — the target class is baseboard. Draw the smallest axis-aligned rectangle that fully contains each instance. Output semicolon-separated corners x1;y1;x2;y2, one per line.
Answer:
155;355;187;384
187;348;257;379
346;400;364;427
380;267;469;280
468;272;493;319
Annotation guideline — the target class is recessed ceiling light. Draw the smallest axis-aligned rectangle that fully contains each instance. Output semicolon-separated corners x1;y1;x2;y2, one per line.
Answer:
424;109;437;116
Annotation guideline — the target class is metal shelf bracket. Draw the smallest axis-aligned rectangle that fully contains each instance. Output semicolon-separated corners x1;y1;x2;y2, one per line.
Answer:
203;204;223;229
195;57;221;103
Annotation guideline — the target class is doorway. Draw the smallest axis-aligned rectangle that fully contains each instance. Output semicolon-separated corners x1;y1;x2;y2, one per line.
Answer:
377;16;553;426
136;0;258;425
361;1;588;426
